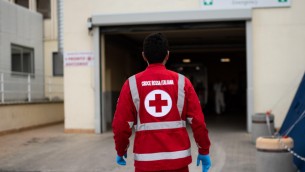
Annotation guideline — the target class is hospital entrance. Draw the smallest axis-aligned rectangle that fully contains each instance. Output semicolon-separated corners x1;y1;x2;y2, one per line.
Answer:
102;21;247;130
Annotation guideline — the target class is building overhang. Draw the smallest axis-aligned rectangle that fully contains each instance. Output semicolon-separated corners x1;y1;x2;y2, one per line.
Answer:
90;9;252;27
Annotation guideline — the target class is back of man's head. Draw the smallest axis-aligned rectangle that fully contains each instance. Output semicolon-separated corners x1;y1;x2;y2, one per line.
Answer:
143;33;169;64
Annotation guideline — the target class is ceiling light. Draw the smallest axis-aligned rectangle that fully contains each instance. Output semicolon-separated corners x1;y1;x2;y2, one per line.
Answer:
221;58;231;63
196;66;200;70
183;59;191;63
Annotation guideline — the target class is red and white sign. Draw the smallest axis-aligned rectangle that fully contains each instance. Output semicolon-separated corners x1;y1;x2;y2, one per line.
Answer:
64;52;94;67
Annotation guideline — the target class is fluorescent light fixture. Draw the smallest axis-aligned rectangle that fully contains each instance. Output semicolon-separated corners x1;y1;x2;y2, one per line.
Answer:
183;58;191;63
221;58;231;63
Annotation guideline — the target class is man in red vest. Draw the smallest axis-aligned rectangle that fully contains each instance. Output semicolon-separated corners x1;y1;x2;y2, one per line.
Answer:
112;32;211;172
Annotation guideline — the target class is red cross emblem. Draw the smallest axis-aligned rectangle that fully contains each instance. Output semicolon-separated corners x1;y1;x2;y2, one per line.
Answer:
149;94;168;113
144;90;172;117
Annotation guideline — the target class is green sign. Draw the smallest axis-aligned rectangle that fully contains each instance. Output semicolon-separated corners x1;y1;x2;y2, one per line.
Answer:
203;0;213;6
200;0;291;9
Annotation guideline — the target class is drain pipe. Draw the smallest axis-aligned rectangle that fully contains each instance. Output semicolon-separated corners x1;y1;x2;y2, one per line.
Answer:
57;0;64;59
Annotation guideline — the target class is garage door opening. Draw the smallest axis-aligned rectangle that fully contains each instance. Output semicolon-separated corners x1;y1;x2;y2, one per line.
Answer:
102;21;247;130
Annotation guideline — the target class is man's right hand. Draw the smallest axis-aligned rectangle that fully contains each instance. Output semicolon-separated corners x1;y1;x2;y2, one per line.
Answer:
116;153;127;166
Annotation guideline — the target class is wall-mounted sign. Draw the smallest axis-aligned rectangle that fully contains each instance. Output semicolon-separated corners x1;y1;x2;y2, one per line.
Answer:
200;0;291;10
64;52;94;67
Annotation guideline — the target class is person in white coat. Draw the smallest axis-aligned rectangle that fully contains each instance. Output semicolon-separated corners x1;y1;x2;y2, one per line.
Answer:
213;81;226;115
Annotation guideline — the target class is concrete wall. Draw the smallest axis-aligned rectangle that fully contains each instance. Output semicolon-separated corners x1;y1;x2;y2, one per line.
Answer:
44;40;64;100
0;102;64;134
0;0;44;101
43;0;63;100
41;0;64;101
43;0;58;41
252;0;305;127
63;0;94;132
63;0;305;131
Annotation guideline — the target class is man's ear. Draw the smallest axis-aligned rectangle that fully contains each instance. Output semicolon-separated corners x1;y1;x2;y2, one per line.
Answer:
142;52;149;63
163;51;170;64
166;51;170;60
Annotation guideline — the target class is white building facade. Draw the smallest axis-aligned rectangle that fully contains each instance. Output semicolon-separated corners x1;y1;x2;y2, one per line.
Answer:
0;0;64;134
59;0;305;133
0;0;44;101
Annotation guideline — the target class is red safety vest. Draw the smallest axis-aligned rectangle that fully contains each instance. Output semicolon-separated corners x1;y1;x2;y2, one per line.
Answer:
129;71;191;170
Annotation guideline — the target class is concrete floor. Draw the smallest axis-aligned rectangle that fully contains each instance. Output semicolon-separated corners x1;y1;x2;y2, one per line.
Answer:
0;115;256;172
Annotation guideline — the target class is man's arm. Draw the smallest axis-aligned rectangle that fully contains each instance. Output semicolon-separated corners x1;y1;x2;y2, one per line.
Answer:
184;78;211;155
112;80;136;157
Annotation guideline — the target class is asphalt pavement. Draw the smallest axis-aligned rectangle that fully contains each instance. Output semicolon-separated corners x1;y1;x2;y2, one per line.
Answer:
0;114;256;172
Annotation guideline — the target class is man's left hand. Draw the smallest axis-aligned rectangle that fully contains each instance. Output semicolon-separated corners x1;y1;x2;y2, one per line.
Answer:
116;153;127;166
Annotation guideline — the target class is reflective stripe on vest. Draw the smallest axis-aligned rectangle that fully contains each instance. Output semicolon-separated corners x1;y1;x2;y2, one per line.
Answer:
128;74;186;131
177;74;185;116
129;75;141;125
134;149;191;161
137;120;186;131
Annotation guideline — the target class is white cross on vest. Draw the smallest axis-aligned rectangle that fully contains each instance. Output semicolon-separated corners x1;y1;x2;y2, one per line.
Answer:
144;89;172;117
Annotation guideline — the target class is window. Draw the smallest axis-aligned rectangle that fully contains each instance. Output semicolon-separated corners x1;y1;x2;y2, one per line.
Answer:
36;0;51;19
53;52;63;76
11;44;34;75
15;0;29;8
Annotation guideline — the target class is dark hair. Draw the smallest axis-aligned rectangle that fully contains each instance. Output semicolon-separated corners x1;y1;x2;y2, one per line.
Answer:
143;33;169;64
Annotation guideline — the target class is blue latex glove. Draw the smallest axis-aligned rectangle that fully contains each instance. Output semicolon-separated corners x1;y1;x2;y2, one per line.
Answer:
197;154;211;172
116;153;127;166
